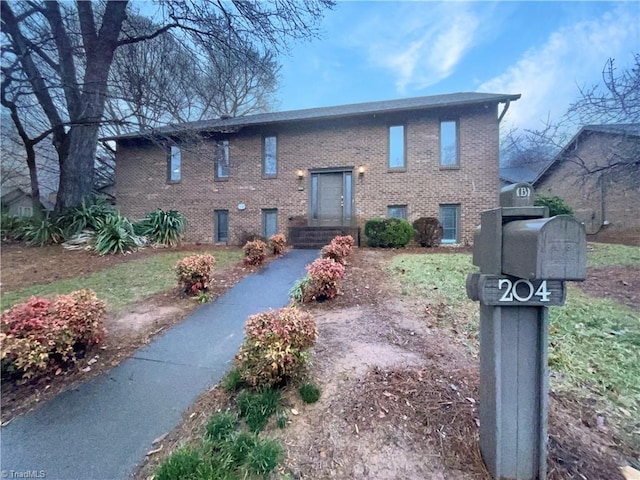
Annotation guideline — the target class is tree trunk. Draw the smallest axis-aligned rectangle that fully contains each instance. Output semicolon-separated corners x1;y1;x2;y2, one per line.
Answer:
26;142;45;220
55;0;129;212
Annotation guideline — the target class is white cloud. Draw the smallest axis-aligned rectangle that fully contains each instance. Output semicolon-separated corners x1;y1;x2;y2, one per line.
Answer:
479;4;640;131
347;3;482;93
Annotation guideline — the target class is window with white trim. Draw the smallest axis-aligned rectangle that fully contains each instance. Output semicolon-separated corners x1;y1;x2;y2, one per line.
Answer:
440;120;458;167
215;140;230;180
440;204;460;243
168;145;181;182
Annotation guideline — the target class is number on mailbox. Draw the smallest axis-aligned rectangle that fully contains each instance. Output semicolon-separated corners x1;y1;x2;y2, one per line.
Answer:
478;276;565;306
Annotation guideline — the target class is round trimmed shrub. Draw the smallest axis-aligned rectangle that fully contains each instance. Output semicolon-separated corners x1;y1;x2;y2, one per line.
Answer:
413;217;443;247
365;218;414;248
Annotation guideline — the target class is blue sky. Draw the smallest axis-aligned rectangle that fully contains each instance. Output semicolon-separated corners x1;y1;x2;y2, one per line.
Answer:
277;1;639;132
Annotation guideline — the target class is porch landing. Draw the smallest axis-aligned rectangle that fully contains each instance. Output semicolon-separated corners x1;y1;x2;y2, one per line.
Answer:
288;225;360;249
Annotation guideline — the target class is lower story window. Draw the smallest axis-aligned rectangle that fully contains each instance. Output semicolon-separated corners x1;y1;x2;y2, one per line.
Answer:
387;205;407;219
18;206;33;217
215;210;229;243
439;204;460;243
263;209;278;238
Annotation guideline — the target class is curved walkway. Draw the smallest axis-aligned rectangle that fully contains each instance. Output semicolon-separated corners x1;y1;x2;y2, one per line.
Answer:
0;249;318;480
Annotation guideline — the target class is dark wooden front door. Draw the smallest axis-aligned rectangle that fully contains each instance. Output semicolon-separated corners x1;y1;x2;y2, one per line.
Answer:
310;170;353;225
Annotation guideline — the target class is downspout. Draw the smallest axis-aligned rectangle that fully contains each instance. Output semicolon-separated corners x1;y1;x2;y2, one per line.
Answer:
498;100;511;123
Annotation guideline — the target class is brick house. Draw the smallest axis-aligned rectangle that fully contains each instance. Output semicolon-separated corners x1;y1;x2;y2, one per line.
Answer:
533;124;639;235
112;92;520;246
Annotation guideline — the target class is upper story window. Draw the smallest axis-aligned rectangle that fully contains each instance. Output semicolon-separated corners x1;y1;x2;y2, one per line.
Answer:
388;125;405;170
215;140;230;180
168;145;181;183
263;135;277;177
440;120;458;167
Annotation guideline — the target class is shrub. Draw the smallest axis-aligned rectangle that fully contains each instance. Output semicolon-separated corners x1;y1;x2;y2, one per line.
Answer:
365;217;414;248
534;194;574;216
1;290;106;381
235;306;317;388
1;212;28;242
242;239;267;266
175;254;216;296
94;213;145;255
60;197;115;238
52;289;106;347
413;217;443;247
134;209;187;247
268;233;287;255
321;235;354;264
364;218;387;247
238;230;265;246
23;212;64;246
305;257;346;300
289;275;314;304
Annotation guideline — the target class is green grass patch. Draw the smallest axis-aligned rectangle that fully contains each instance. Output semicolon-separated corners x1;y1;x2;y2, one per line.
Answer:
222;368;244;392
1;248;243;312
205;412;239;444
587;242;640;268
549;286;640;413
155;446;210;480
157;408;284;479
389;252;474;306
389;249;640;444
299;382;321;404
237;388;281;433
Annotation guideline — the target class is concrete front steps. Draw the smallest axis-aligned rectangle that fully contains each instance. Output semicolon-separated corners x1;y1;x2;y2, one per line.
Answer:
288;226;360;249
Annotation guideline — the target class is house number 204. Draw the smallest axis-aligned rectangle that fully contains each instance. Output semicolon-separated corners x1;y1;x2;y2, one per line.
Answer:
498;278;550;302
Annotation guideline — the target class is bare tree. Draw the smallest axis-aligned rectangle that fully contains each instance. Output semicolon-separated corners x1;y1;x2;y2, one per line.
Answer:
501;55;640;184
1;0;334;213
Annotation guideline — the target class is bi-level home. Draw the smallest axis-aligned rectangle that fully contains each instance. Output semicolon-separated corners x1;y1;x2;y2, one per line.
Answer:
112;92;520;246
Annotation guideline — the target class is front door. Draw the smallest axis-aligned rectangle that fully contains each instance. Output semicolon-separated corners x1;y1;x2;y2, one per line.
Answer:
310;170;353;226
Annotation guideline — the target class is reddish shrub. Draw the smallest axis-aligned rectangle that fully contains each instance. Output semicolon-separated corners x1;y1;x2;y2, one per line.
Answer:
1;290;106;381
175;254;216;296
235;306;317;388
321;235;354;265
243;239;267;266
53;289;106;346
306;258;346;300
268;233;287;255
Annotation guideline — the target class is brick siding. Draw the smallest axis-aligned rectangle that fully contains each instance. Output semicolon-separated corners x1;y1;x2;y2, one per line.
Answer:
115;104;501;244
536;132;640;235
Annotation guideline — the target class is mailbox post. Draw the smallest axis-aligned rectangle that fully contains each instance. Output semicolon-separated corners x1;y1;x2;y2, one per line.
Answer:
467;183;586;480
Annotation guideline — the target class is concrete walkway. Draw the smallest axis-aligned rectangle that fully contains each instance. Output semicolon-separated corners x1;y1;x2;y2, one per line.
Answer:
1;249;318;480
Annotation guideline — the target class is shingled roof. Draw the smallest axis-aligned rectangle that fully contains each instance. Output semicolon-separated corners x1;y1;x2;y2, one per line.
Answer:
533;123;640;185
108;92;520;141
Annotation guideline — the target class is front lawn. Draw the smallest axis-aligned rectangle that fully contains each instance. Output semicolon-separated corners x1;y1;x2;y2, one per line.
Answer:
389;243;640;447
1;248;243;312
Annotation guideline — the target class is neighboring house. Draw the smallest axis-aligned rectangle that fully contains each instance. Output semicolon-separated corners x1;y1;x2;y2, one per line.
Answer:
112;92;520;246
533;124;640;235
1;187;54;217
